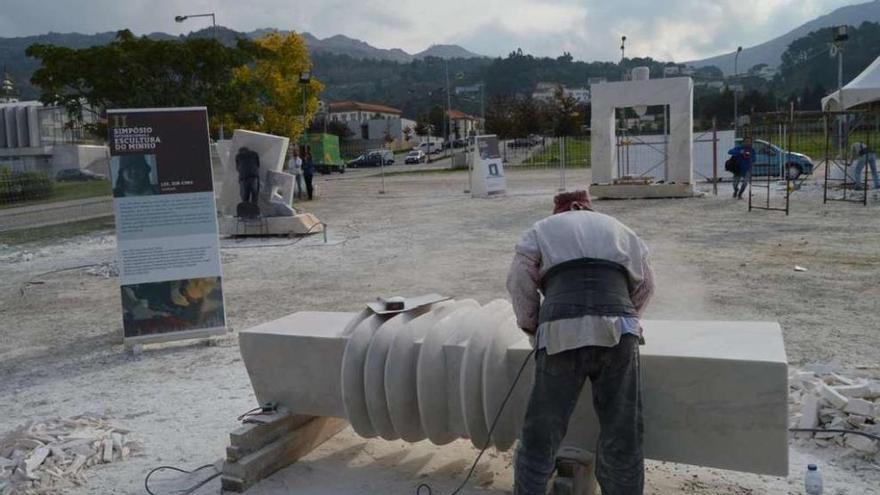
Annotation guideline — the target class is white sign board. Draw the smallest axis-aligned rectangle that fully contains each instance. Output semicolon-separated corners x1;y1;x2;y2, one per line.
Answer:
471;135;506;197
107;107;227;345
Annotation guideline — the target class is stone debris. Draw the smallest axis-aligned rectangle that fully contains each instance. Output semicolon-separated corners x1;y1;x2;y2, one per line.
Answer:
0;414;142;495
790;369;880;458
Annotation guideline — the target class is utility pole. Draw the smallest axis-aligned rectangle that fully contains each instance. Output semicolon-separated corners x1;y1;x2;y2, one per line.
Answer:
733;46;742;135
833;26;849;155
445;59;453;156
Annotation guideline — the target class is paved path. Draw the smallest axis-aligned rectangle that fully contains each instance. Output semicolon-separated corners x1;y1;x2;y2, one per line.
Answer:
0;196;113;232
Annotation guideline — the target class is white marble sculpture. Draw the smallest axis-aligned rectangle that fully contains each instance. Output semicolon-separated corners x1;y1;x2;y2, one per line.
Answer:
217;129;292;217
590;69;695;198
238;299;790;476
216;130;323;236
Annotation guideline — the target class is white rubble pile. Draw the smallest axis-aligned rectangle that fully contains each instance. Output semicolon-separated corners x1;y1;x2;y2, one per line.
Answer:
789;369;880;457
0;414;142;495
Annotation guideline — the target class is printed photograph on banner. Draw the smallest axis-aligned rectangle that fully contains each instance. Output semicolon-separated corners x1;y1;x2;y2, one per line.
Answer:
478;136;501;160
111;154;159;198
120;276;225;338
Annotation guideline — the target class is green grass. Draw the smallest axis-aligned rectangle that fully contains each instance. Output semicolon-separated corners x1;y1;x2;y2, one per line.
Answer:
515;138;591;169
0;216;115;246
0;180;112;210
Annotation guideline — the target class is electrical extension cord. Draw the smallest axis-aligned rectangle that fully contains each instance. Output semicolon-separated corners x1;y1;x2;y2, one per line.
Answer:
143;351;538;495
416;348;536;495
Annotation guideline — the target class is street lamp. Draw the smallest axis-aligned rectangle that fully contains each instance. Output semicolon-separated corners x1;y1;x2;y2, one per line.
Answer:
175;12;221;137
733;45;742;133
299;71;311;135
174;12;217;40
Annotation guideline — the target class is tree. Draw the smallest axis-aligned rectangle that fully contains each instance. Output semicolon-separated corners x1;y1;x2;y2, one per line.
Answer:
550;85;581;136
26;30;253;137
324;120;354;139
414;119;430;137
231;32;323;142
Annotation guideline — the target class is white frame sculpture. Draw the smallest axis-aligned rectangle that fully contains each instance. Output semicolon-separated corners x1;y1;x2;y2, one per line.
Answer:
591;77;694;185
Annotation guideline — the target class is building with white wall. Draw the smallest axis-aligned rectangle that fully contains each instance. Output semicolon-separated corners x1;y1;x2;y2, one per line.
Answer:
0;100;107;175
532;83;590;104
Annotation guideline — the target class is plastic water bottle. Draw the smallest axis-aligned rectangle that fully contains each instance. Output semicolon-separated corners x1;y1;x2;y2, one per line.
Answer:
804;464;823;494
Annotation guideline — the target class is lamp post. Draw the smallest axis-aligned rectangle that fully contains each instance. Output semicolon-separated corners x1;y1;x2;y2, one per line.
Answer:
175;13;222;138
733;46;742;134
299;71;311;165
832;26;849;159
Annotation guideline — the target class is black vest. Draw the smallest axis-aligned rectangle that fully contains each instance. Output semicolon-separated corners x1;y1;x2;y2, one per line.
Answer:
538;257;637;325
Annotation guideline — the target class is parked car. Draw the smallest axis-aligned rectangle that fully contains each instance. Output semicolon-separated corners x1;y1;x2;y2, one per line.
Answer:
348;150;394;168
55;169;106;181
735;138;814;179
404;150;427;164
368;149;394;165
507;138;533;148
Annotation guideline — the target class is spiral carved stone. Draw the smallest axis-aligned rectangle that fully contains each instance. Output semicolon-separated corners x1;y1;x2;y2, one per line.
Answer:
340;299;528;450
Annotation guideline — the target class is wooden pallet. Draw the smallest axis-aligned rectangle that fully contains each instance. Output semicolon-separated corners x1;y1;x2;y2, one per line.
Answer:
221;410;347;493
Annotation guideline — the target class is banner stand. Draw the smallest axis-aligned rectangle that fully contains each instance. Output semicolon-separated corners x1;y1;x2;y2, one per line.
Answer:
108;107;228;351
470;134;507;198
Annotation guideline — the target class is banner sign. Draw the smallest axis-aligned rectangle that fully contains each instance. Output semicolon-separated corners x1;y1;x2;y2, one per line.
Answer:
471;134;506;197
107;107;226;345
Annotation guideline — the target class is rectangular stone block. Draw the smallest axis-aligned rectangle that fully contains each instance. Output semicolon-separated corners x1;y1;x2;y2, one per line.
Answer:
239;314;789;476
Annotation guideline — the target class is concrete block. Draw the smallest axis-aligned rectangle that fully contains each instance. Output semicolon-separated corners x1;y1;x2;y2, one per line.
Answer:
589;183;695;199
797;396;820;429
818;383;850;409
833;383;872;398
843;398;875;417
846;434;878;454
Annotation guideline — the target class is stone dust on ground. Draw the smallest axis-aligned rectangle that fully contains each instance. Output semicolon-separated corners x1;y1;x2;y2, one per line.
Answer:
0;168;878;494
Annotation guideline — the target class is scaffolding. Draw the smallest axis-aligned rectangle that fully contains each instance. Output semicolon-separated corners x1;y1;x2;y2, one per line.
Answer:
822;111;879;206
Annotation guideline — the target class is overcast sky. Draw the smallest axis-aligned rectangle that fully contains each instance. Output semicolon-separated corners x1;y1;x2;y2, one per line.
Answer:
0;0;865;62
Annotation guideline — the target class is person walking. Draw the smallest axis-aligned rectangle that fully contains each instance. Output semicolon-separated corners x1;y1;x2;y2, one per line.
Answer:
851;142;879;190
287;147;304;199
728;136;755;199
507;190;655;495
302;146;315;200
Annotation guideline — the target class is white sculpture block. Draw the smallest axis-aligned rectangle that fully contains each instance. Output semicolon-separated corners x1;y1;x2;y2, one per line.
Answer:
239;300;789;476
217;130;290;217
590;77;694;198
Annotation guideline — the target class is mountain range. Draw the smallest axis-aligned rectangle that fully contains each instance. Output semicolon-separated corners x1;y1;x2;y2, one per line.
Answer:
686;0;880;74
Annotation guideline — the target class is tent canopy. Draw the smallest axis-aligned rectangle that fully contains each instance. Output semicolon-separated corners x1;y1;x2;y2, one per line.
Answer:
822;54;880;111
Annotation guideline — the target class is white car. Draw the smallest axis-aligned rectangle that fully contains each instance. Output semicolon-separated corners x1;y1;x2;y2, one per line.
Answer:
405;150;427;164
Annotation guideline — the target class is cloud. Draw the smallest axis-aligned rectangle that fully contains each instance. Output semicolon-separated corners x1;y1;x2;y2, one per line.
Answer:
0;0;864;62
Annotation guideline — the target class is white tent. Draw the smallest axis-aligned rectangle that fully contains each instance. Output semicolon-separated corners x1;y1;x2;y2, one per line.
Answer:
822;54;880;111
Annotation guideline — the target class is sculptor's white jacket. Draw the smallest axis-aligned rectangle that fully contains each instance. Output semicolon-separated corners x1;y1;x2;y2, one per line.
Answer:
506;210;655;353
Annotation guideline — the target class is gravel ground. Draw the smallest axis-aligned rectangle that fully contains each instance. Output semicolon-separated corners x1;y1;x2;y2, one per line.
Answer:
0;168;878;494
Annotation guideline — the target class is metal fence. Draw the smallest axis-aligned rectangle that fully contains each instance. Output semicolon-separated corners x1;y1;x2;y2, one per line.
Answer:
496;135;591;192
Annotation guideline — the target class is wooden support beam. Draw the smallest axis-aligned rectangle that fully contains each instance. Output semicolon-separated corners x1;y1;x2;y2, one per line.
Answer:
221;413;348;493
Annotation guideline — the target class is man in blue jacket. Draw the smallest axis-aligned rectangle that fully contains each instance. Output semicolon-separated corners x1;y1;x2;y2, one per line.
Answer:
728;137;755;199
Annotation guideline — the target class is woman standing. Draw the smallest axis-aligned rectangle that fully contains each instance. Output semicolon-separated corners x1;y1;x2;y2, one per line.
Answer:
302;146;315;200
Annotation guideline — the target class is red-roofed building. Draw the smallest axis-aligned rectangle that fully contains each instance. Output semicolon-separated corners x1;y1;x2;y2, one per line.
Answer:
328;101;402;123
326;101;414;148
446;109;480;140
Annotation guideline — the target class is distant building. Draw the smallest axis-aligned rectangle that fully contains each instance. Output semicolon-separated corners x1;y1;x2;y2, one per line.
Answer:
328;101;402;124
588;77;607;85
446;109;479;140
327;101;415;149
455;84;483;95
0;70;107;175
532;82;590;104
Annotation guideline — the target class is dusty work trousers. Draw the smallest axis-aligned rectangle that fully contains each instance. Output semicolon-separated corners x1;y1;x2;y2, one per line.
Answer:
514;334;643;495
303;173;314;200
